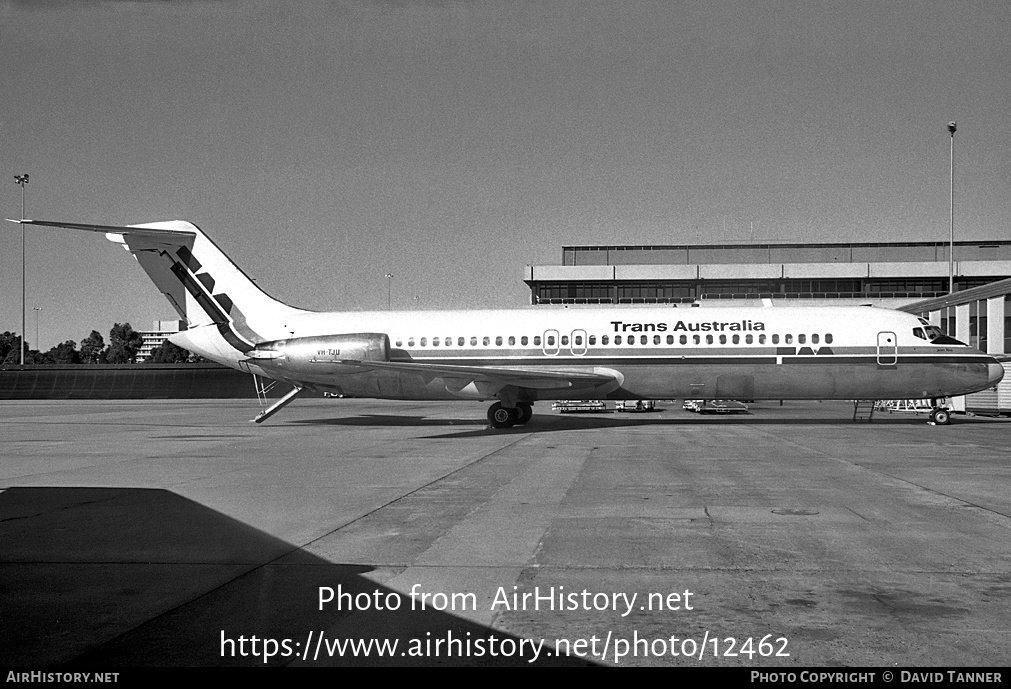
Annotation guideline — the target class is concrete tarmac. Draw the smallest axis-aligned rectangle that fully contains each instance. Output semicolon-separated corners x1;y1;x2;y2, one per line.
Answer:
1;398;1009;667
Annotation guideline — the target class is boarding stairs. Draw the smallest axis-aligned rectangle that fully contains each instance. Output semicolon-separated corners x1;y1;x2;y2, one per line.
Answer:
852;399;878;423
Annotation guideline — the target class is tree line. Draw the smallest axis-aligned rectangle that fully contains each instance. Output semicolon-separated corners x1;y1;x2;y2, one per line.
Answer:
0;323;203;365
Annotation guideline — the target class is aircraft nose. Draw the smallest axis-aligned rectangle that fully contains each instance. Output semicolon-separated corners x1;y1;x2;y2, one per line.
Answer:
988;361;1006;387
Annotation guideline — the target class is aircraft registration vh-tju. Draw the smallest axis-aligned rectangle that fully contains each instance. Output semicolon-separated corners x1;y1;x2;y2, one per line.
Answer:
10;219;1004;427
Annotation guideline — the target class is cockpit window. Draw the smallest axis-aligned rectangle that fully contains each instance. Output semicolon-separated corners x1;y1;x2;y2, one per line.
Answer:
924;325;965;345
913;327;926;340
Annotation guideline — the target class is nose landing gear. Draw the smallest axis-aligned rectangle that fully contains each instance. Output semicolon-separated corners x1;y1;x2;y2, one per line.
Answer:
929;407;951;425
928;398;952;425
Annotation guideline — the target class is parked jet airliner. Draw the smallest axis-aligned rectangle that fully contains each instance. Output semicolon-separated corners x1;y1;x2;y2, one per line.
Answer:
11;219;1004;426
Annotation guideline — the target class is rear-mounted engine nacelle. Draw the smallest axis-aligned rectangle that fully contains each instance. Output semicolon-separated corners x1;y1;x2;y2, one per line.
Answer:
249;333;390;374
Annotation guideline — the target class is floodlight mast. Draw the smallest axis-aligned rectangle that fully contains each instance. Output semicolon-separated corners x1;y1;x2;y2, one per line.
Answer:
948;122;956;296
14;174;29;365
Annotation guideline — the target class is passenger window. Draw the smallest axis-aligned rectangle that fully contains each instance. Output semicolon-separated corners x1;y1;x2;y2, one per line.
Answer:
420;337;427;347
395;339;402;347
745;334;752;344
733;334;740;344
432;337;439;346
574;335;583;345
772;334;779;344
508;336;516;346
706;335;714;345
561;336;568;346
667;335;674;345
653;335;661;345
521;336;529;346
693;335;700;345
615;335;622;345
546;335;554;346
812;334;819;344
719;334;727;344
759;334;766;344
601;335;609;345
798;334;806;345
483;336;490;346
785;334;793;344
534;336;541;346
640;335;648;345
588;335;596;345
458;337;465;346
495;336;503;346
825;334;833;344
680;335;687;345
470;337;478;346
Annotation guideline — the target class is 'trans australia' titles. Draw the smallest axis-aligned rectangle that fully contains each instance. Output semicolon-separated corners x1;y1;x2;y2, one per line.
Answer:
611;320;765;332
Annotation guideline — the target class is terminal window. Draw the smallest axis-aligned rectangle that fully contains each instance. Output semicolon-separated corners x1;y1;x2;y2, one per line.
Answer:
1005;295;1011;352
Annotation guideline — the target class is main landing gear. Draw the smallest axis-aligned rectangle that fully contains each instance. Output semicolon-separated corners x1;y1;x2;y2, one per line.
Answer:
928;399;951;426
487;401;533;429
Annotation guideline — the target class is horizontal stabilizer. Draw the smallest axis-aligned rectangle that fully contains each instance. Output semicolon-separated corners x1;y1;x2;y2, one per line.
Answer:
7;218;197;245
9;218;194;236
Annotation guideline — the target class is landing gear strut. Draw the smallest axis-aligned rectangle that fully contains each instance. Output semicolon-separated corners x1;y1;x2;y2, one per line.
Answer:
487;401;533;429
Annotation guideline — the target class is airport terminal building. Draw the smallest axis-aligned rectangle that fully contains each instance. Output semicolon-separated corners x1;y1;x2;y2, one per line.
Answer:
525;240;1011;307
525;239;1011;412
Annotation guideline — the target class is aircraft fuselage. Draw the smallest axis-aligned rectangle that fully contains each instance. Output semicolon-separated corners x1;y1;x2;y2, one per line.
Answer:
212;305;1002;404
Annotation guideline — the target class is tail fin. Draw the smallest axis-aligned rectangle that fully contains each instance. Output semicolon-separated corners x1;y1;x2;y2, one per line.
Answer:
10;219;307;355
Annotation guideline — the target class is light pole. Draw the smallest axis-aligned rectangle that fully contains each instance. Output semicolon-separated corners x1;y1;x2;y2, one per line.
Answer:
385;273;393;310
33;307;42;354
948;122;956;295
14;174;29;365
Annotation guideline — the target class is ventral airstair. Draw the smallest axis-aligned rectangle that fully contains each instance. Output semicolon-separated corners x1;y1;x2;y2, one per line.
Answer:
852;399;879;423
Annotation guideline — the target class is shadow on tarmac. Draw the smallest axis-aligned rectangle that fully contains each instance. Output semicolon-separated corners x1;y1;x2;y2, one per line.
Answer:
291;414;488;427
0;487;593;667
288;408;959;434
286;404;1010;438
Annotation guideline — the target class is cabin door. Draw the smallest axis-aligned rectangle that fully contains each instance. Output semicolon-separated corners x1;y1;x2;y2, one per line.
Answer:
876;331;898;366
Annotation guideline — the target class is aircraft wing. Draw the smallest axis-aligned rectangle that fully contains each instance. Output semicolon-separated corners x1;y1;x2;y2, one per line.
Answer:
335;359;621;391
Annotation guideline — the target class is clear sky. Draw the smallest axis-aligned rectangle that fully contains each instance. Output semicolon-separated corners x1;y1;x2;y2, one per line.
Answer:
2;0;1010;350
